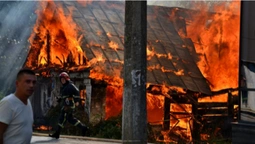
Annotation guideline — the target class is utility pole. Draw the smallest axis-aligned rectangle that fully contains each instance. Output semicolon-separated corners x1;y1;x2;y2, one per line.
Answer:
122;1;147;144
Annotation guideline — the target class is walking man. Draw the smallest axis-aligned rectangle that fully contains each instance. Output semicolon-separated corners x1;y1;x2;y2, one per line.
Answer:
0;68;37;144
49;72;88;139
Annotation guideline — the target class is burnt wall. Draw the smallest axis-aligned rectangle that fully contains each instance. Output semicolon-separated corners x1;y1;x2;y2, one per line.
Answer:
90;81;107;124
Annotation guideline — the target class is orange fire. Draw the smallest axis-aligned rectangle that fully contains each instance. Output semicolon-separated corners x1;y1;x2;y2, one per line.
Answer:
105;85;123;119
89;69;123;119
185;1;240;92
26;0;87;69
147;46;175;60
190;1;240;104
108;41;119;51
147;93;164;124
162;1;240;142
80;89;86;106
27;0;240;142
34;125;52;131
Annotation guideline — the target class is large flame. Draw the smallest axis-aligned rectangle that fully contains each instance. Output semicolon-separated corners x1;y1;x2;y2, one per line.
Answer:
185;1;240;91
26;1;87;68
26;1;240;142
105;86;123;119
147;93;164;124
161;1;240;141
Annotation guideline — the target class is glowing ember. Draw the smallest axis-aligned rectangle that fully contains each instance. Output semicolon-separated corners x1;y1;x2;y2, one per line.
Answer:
80;89;86;106
147;46;155;60
147;64;184;76
147;46;175;60
108;41;119;51
35;125;52;131
147;64;161;71
106;32;112;37
161;67;184;76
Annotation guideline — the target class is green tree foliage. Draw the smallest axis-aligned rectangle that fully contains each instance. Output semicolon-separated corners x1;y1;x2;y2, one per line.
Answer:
90;115;122;139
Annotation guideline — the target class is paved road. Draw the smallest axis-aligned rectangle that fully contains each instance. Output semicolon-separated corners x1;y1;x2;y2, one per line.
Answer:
31;133;121;144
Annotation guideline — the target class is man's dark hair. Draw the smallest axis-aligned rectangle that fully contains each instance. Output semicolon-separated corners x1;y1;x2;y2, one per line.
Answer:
16;68;36;80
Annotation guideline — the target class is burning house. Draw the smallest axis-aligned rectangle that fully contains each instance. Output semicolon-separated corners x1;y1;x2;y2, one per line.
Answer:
0;0;240;143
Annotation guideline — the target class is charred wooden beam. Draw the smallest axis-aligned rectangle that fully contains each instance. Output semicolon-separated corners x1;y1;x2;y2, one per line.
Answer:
56;56;63;64
83;55;87;65
186;92;199;106
163;96;170;130
198;102;232;107
228;92;234;120
147;84;186;96
79;53;81;65
67;52;72;65
199;87;238;97
212;88;238;95
192;96;200;143
169;94;193;104
202;114;229;117
198;107;228;115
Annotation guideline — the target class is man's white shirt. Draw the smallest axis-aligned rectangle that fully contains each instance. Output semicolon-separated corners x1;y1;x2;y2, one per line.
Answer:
0;94;33;144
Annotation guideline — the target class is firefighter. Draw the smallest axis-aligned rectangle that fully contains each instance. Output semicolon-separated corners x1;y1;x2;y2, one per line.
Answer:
49;72;88;139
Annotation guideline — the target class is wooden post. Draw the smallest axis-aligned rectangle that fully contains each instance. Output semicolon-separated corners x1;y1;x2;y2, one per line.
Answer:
228;92;234;120
163;97;171;130
192;96;200;143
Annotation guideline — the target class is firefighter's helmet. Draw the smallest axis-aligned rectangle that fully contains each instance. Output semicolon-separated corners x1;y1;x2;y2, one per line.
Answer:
59;72;70;80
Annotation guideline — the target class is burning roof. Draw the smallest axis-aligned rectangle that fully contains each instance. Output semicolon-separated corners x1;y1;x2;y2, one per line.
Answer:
23;1;212;95
0;1;239;96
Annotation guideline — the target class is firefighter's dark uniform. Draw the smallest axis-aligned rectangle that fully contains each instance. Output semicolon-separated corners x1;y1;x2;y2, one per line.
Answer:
58;80;83;128
49;79;88;139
